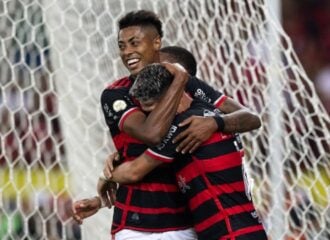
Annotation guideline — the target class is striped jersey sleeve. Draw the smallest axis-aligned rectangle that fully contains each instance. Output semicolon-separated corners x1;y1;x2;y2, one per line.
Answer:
186;76;227;108
145;120;186;163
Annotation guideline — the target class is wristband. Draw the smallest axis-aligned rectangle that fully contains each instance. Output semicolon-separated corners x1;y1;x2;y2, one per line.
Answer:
213;115;225;131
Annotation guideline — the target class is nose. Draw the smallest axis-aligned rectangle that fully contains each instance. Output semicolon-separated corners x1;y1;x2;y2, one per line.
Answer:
121;45;133;58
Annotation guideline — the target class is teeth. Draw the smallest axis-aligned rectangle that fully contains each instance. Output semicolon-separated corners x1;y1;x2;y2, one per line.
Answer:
127;59;139;65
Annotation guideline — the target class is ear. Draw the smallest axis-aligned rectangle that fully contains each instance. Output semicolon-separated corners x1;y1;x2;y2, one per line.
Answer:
153;36;162;50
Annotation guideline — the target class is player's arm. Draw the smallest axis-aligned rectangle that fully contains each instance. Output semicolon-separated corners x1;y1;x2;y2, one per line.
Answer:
217;96;261;133
123;63;188;145
104;124;180;181
175;96;260;142
186;76;261;132
174;77;261;153
106;153;163;184
72;196;102;224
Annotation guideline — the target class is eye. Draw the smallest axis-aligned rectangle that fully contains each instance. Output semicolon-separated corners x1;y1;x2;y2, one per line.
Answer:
131;40;139;47
118;43;125;50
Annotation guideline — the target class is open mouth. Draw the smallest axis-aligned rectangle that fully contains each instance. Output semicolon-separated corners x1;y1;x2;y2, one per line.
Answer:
127;58;140;68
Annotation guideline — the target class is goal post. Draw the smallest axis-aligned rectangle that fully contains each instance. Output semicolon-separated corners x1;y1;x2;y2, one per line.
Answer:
1;0;329;239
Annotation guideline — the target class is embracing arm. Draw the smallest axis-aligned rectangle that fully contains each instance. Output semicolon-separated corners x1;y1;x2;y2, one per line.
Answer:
123;63;188;145
219;97;261;133
172;97;262;153
107;153;162;184
172;76;261;153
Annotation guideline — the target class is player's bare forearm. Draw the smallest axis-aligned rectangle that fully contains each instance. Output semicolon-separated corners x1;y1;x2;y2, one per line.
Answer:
110;154;161;184
110;161;140;184
219;97;261;132
124;63;188;145
222;109;261;133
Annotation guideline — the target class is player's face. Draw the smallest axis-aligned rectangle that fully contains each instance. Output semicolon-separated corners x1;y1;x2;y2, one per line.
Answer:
118;26;161;76
140;99;158;112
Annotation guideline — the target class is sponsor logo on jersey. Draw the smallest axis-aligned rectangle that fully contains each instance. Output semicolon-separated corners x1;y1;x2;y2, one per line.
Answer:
156;125;178;151
194;88;212;103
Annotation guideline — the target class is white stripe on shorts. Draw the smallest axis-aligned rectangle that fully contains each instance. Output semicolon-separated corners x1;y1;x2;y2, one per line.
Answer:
114;228;197;240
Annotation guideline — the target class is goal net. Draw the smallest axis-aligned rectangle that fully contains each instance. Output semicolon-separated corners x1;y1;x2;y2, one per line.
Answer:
0;0;329;239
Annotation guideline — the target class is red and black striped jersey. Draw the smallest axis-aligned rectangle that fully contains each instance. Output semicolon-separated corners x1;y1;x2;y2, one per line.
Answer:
145;100;267;240
100;76;227;234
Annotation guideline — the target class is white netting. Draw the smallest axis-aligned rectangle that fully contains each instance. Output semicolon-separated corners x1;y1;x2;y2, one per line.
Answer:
0;0;329;239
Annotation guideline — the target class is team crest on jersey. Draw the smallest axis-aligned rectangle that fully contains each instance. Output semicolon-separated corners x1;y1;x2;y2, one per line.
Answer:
177;175;191;193
113;100;127;112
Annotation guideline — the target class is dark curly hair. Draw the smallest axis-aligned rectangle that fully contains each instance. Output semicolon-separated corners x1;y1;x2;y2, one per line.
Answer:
130;64;173;102
118;10;163;38
160;46;197;76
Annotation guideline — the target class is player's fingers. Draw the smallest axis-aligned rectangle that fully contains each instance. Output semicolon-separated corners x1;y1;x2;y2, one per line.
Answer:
104;166;112;179
110;182;117;206
176;135;194;153
80;199;93;208
181;139;198;154
100;193;109;208
72;201;81;213
108;189;116;208
73;200;88;210
178;116;193;127
173;129;190;144
160;62;175;74
72;214;83;224
106;154;115;171
188;141;202;154
114;152;120;161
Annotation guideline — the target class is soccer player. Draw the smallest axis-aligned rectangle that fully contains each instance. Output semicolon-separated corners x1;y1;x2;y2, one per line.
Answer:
106;63;268;240
73;10;261;240
71;46;201;225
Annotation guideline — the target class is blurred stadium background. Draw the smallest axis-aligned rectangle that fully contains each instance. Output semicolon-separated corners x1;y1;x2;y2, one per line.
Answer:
0;0;329;239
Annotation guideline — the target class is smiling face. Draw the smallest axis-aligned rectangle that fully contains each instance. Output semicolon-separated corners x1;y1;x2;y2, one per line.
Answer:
118;26;161;76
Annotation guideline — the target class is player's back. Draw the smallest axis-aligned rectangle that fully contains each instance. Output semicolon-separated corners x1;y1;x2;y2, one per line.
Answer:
173;100;267;240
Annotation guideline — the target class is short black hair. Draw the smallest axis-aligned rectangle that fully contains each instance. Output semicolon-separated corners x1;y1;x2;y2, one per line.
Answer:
130;64;173;102
118;10;163;38
160;46;197;76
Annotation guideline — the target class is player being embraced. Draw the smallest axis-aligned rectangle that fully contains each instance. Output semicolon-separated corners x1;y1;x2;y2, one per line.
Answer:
105;64;268;240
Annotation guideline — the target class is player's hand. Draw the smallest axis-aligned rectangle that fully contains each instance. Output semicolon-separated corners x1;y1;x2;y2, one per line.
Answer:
97;178;117;208
161;62;188;83
103;152;121;179
173;116;218;154
72;196;101;224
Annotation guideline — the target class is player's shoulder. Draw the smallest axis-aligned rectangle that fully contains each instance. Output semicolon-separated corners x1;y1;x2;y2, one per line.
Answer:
186;75;199;86
185;75;207;94
102;77;132;97
106;76;132;90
